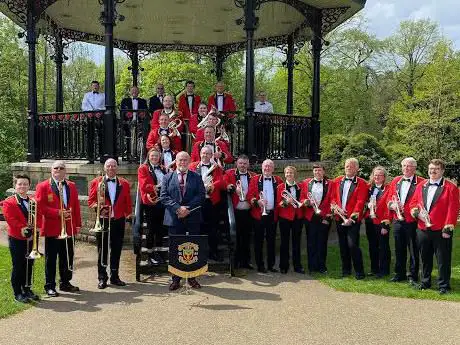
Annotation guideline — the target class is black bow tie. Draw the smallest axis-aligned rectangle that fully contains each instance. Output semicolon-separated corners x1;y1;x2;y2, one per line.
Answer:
314;180;322;184
153;165;161;170
428;182;439;187
264;178;272;181
239;173;247;176
201;164;211;168
132;97;138;100
344;178;353;182
205;142;215;146
18;195;29;202
217;94;224;97
187;94;194;98
163;149;171;153
107;178;116;183
92;91;99;94
260;102;265;105
402;178;411;182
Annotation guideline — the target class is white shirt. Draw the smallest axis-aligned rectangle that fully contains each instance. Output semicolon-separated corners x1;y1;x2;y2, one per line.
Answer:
400;176;413;205
254;101;274;113
372;185;382;197
262;176;275;211
163;150;173;167
152;166;164;185
311;180;323;204
216;93;224;111
236;173;250;210
82;91;105;111
157;94;164;104
341;178;353;209
105;176;116;205
426;178;442;211
53;178;68;208
187;94;194;112
132;97;138;120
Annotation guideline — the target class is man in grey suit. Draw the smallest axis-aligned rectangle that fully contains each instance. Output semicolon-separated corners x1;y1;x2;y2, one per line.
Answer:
160;151;206;290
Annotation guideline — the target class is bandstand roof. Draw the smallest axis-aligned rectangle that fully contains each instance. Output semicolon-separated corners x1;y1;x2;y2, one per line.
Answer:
0;0;366;56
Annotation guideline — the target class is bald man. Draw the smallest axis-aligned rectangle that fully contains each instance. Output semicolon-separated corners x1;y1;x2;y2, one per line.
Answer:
88;159;132;289
207;81;237;117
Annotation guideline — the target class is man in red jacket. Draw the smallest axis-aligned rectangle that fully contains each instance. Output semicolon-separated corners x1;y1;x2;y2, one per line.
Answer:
35;161;82;297
3;174;41;303
331;158;368;279
247;159;283;273
189;145;224;261
409;159;459;294
225;154;256;269
301;164;333;274
386;157;425;284
191;126;233;164
178;80;201;120
207;81;237;117
88;158;132;289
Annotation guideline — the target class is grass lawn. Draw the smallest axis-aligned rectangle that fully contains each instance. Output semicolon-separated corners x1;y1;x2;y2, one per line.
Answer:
314;228;460;302
0;245;45;319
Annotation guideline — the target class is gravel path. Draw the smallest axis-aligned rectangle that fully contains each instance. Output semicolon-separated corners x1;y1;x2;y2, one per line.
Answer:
0;231;459;345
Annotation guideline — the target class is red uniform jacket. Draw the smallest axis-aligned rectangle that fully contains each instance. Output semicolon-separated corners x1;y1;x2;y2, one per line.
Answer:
385;175;426;223
150;109;184;132
193;127;229;145
35;179;82;237
331;176;368;223
146;127;182;151
363;183;390;225
189;161;224;205
189;114;199;135
276;183;304;221
178;93;201;120
88;176;133;220
207;92;237;118
224;168;256;208
191;140;233;164
2;195;42;240
247;174;283;221
301;178;333;221
138;163;167;206
409;178;460;231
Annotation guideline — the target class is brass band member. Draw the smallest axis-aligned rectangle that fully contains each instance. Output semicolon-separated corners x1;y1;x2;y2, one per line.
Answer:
207;81;237;117
364;166;391;278
301;164;333;274
150;95;183;133
178;80;201;120
331;158;368;279
409;159;459;294
3;174;41;303
276;166;304;274
158;135;177;170
191;126;233;164
189;102;208;137
138;148;167;265
35;161;82;296
386;157;425;284
146;112;183;151
88;159;132;289
225;154;256;269
247;159;283;273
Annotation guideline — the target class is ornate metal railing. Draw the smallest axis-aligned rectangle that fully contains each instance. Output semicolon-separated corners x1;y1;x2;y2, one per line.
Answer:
36;110;313;163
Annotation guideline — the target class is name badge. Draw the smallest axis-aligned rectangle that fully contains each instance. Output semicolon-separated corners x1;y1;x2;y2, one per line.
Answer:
48;193;54;202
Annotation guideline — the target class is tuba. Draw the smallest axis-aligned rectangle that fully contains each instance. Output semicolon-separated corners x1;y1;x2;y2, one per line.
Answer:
26;198;42;260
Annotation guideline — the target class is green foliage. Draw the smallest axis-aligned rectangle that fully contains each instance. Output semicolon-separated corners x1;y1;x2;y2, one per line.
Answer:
320;134;350;164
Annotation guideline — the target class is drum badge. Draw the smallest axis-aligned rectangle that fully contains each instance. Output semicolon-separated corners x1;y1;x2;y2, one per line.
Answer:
178;242;199;265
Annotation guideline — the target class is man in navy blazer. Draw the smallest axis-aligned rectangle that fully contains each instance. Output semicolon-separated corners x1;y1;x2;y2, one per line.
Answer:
160;151;206;290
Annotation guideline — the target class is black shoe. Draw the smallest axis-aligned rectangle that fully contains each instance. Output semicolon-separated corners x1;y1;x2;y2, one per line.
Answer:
241;263;254;270
318;268;328;274
268;267;278;273
294;268;306;274
280;268;288;274
98;280;107;289
15;293;30;303
355;274;365;280
390;276;405;283
148;257;159;266
23;289;40;301
414;283;430;291
110;278;127;286
257;267;267;273
342;272;351;278
367;272;376;277
60;283;80;292
439;288;449;295
46;289;59;297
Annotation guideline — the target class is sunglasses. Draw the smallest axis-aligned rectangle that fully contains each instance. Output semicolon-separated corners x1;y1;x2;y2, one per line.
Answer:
53;167;65;170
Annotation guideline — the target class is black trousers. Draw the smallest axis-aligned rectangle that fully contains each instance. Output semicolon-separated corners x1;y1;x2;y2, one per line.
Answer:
201;199;218;255
96;217;125;281
45;236;74;290
305;216;330;273
417;229;452;289
144;204;166;249
393;220;419;280
365;218;391;276
8;237;34;296
253;211;276;269
279;217;302;271
337;222;364;276
234;209;252;267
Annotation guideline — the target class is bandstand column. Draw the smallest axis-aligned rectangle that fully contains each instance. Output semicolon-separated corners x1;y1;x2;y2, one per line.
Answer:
26;0;40;162
54;31;64;112
101;0;117;162
215;47;225;81
286;34;295;115
128;44;139;87
310;11;322;161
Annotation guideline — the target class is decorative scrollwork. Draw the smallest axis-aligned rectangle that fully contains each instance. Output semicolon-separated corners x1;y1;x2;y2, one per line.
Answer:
321;7;349;34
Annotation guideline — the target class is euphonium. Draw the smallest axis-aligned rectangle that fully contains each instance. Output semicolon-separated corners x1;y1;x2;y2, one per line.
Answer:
197;107;221;129
27;198;42;260
168;118;182;137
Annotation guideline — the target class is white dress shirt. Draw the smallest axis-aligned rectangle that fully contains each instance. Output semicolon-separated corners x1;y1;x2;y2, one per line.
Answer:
152;165;164;185
400;176;413;205
187;94;194;112
311;180;323;204
105;176;117;217
132;97;138;120
254;101;274;113
163;150;173;167
82;91;105;111
262;176;275;211
236;173;250;210
341;178;353;209
53;178;68;208
426;178;442;211
216;93;224;111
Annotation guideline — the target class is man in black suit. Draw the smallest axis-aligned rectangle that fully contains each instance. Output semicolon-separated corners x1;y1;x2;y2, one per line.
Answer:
160;151;206;291
148;83;165;112
120;86;148;113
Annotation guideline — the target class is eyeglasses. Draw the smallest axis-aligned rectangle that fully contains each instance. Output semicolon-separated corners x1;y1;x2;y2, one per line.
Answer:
53;167;65;170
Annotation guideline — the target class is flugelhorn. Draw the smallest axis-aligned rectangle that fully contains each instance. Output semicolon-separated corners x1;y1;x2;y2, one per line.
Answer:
282;189;303;208
418;203;433;227
391;194;404;221
236;180;245;202
259;191;268;216
369;195;377;219
27;198;42;260
307;192;321;215
331;203;348;224
168;118;182;137
216;125;230;142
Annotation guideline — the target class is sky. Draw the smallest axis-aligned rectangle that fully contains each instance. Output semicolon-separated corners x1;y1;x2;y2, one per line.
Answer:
84;0;460;64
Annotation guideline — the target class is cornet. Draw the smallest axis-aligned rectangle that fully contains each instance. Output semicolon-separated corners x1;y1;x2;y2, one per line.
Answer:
369;195;377;219
259;192;268;216
282;190;303;208
197;106;221;129
307;192;321;215
331;203;348;224
216;125;230;142
236;180;245;202
418;204;433;227
26;198;42;260
391;194;404;221
168;118;182;137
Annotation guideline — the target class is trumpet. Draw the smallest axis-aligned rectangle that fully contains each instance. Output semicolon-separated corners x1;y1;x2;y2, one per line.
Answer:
331;203;348;224
197;107;221;129
259;192;268;216
307;192;321;215
27;198;42;260
391;194;404;221
369;195;377;219
58;181;74;272
282;190;303;208
418;204;433;227
168;118;182;137
236;180;245;202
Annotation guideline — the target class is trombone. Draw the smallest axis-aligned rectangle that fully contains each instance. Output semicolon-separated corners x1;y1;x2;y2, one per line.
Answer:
282;189;303;208
236;180;245;202
90;176;112;268
58;181;74;272
27;198;42;260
